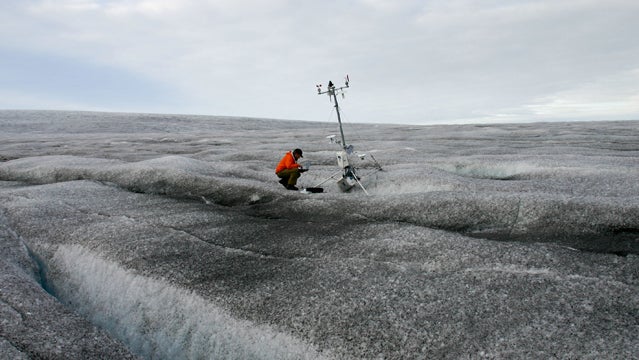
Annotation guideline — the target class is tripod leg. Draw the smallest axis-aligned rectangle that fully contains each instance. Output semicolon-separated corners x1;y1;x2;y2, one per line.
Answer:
353;176;370;196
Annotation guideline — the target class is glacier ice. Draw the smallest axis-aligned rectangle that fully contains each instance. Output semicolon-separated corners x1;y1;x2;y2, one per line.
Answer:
0;110;637;359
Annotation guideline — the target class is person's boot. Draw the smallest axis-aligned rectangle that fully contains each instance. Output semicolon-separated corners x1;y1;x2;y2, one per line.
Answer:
286;184;299;191
279;178;288;187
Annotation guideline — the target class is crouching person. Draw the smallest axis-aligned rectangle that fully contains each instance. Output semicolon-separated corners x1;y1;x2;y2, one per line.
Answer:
275;148;307;190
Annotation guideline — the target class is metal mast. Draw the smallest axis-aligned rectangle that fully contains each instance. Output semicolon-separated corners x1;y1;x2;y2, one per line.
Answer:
316;76;371;193
314;75;383;195
331;83;347;150
317;78;350;151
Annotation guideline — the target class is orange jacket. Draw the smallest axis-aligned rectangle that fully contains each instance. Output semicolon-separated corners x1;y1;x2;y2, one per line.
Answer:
275;151;300;173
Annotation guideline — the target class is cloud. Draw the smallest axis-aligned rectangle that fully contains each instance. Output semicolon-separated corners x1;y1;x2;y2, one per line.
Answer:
524;68;639;120
0;46;183;113
1;0;638;123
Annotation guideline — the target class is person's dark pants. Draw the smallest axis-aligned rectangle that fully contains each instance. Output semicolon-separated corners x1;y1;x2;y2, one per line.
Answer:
276;168;301;185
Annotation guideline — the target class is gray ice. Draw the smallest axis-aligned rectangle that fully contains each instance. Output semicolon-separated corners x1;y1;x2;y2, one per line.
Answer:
0;110;637;359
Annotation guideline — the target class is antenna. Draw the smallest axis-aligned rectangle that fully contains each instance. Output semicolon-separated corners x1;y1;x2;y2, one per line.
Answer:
315;76;381;194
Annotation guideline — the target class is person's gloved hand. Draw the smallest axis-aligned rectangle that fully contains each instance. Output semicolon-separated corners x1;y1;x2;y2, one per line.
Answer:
299;168;308;173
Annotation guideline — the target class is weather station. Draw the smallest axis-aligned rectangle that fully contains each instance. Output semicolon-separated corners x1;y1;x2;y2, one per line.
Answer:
314;76;383;195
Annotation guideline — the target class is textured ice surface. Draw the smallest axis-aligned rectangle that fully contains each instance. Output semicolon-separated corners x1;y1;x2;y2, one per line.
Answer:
0;110;637;359
0;208;139;359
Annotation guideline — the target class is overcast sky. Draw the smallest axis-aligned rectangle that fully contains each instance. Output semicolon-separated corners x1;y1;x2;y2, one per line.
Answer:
1;0;638;125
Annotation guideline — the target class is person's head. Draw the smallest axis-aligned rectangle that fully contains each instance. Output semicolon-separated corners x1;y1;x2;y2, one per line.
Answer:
293;148;303;160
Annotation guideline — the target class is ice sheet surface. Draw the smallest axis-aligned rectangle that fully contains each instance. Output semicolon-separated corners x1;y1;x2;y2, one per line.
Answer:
1;110;637;359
